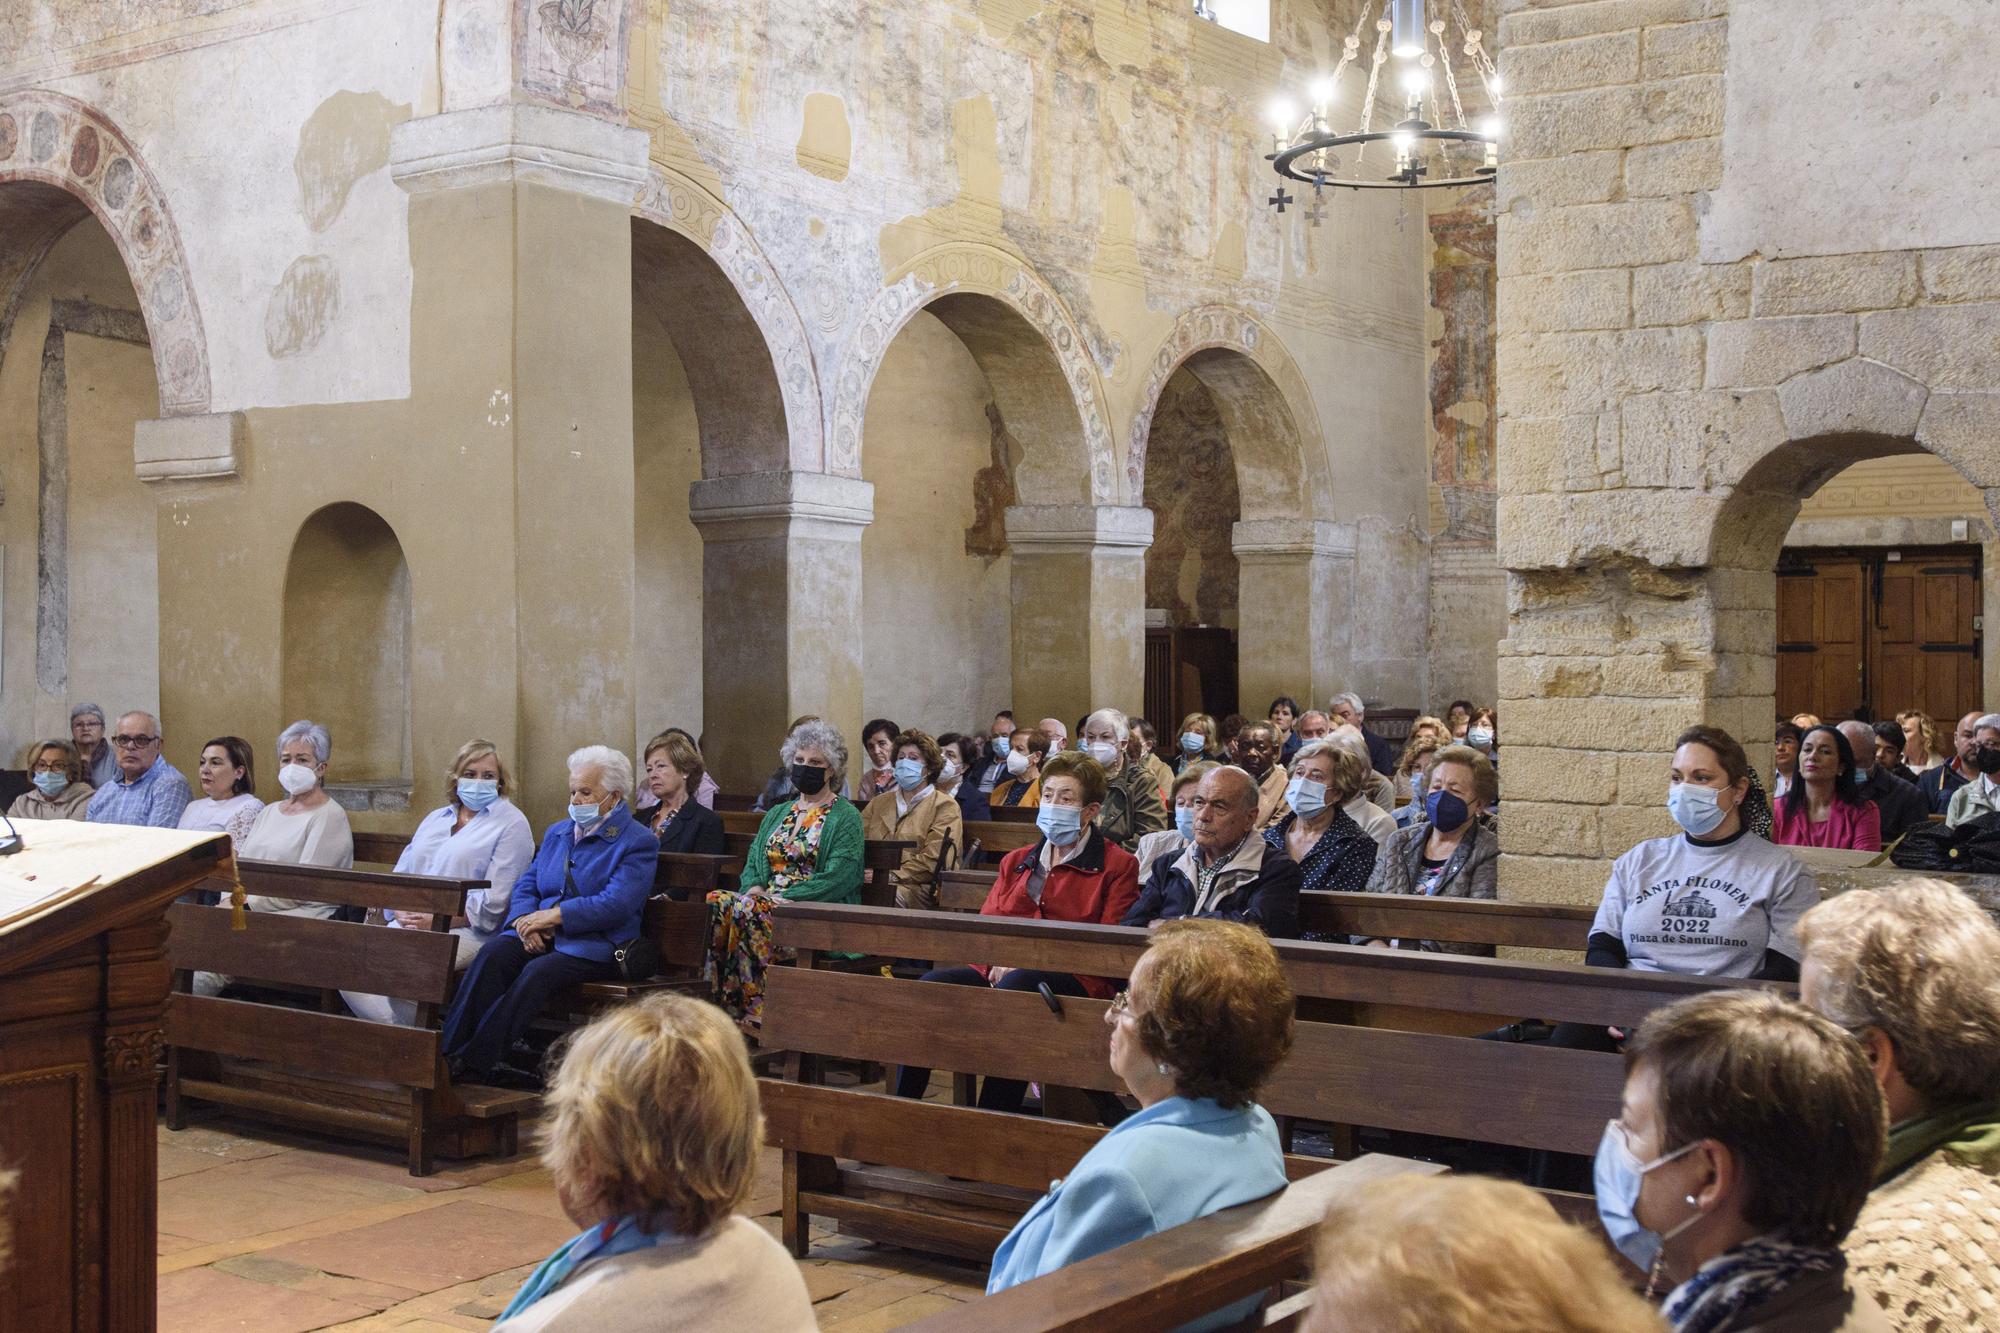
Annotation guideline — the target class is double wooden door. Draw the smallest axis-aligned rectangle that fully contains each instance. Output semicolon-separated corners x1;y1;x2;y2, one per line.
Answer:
1776;546;1981;723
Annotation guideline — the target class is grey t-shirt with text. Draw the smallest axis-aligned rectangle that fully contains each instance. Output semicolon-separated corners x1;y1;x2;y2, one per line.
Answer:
1590;830;1815;978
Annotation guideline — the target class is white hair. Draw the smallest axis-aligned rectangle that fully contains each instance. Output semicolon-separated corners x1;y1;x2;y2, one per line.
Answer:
567;744;633;799
1085;707;1130;742
1325;726;1372;767
1975;713;2000;735
781;720;849;785
278;719;331;765
70;701;104;724
1329;692;1365;716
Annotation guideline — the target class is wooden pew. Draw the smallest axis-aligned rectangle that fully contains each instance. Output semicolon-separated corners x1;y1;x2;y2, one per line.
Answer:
963;818;1041;865
558;852;725;1012
897;1154;1445;1333
759;904;1766;1260
164;863;536;1175
984;804;1038;823
351;829;412;867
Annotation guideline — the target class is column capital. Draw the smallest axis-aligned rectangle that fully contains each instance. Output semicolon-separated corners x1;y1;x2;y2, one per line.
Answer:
1231;518;1357;561
688;470;874;541
1004;504;1153;554
389;104;649;203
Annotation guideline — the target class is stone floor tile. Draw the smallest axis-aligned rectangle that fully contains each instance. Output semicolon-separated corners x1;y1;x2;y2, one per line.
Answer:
260;1200;572;1294
820;1289;966;1329
156;1231;204;1257
157;1143;232;1180
457;1168;573;1222
158;1155;425;1243
158;1266;376;1333
211;1252;419;1312
157;1121;299;1162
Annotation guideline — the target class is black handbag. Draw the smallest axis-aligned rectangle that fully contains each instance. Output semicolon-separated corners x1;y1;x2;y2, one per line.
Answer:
562;846;659;982
1889;809;2000;873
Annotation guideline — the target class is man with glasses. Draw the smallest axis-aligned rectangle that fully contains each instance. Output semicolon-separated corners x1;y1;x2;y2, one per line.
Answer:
1919;709;1983;814
85;710;191;828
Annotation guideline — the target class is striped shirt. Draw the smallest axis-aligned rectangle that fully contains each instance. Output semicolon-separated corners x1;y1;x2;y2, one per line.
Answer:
85;755;192;829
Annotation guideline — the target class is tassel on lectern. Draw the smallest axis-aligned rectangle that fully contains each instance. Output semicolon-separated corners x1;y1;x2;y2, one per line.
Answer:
229;862;247;930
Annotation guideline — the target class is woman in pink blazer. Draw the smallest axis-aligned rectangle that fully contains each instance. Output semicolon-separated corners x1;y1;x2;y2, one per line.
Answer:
1770;724;1882;851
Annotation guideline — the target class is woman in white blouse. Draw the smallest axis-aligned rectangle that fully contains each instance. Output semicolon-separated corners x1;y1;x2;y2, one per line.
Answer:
343;739;535;1025
177;736;264;847
237;720;355;912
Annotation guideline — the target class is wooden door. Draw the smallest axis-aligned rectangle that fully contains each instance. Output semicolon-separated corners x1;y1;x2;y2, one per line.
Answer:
1872;551;1981;724
1776;555;1866;720
1142;627;1238;726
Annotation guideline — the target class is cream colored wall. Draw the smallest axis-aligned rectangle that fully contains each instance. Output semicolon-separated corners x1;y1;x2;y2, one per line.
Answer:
859;310;1012;732
1794;454;1985;524
632;302;705;749
280;503;411;782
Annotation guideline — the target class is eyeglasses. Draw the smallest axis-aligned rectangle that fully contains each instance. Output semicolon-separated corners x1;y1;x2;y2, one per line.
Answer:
1107;991;1136;1021
112;734;158;749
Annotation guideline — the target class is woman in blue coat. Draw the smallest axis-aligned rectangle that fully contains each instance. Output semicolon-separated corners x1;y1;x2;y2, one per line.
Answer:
987;919;1296;1331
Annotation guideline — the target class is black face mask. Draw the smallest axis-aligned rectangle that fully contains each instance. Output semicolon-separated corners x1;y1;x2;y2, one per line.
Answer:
790;763;829;795
1975;748;2000;776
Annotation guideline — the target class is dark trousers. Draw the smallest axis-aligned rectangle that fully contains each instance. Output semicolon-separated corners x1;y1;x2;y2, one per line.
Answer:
893;967;1120;1121
439;936;615;1073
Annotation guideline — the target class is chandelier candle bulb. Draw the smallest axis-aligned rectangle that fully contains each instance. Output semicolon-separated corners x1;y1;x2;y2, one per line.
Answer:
1390;0;1425;58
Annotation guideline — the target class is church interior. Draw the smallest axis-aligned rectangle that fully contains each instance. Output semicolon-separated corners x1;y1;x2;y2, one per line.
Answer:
2;0;1999;1329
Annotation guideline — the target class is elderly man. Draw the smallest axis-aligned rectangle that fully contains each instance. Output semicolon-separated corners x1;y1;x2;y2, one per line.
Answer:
1837;718;1928;843
85;710;190;828
1799;881;2000;1328
1079;707;1167;847
1121;766;1301;937
1919;710;1981;813
69;703;117;788
1328;692;1396;776
1943;712;2000;828
973;710;1015;794
1038;716;1069;750
1229;720;1288;825
1294;709;1332;744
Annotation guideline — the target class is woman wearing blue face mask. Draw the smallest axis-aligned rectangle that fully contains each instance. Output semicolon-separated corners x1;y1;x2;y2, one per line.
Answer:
343;738;537;1025
894;751;1140;1115
11;739;96;821
1355;745;1501;954
1266;742;1377;898
1129;761;1217;883
1174;711;1224;773
861;730;964;909
1595;990;1886;1331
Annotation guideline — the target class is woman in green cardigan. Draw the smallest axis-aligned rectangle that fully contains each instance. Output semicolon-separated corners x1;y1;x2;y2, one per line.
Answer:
706;719;863;1030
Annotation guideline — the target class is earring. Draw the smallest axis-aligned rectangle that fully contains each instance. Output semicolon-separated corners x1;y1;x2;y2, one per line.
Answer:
1685;1195;1697;1205
1156;1062;1170;1076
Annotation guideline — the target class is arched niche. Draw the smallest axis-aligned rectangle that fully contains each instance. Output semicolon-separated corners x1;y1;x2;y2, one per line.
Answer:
281;503;412;782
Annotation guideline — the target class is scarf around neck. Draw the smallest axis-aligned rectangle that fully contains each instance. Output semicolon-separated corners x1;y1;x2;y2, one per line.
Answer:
499;1213;679;1319
1879;1097;2000;1182
1663;1237;1843;1333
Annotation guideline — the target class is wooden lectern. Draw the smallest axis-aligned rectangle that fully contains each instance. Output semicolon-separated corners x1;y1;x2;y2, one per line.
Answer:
0;821;229;1330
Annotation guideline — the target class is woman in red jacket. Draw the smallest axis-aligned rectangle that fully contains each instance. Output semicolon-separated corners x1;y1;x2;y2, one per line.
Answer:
893;751;1140;1113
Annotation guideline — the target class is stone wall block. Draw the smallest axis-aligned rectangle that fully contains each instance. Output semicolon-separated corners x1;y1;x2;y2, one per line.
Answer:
1633;261;1751;327
1497;746;1620;805
1914;392;2000;490
1615;752;1666;805
1599;651;1713;698
1498;269;1633;333
1500;200;1696;277
1858;303;2000;393
1641;17;1726;77
1505;800;1604;857
1495;852;1612;909
1500;30;1642;94
1498;490;1725;569
1501;0;1726;48
1500;695;1704;752
1625;388;1785;491
1752;252;1919;318
1776;357;1929;444
1500;326;1704;419
1712;650;1778;698
1713;607;1777;655
1706;566;1778;612
1495;151;1625;211
1508;76;1721;160
1599;802;1677;856
1623;138;1722;198
1499;655;1607;698
1705;315;1855;388
1495;415;1597;495
1920;245;2000;304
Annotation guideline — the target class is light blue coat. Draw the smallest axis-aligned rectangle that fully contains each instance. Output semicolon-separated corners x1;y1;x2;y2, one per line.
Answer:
987;1096;1287;1332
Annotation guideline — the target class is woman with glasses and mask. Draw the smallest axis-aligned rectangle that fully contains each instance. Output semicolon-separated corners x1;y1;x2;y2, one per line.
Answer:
893;751;1139;1113
1354;744;1500;955
1942;712;2000;827
860;729;963;910
705;720;862;1032
1594;990;1887;1332
10;739;95;821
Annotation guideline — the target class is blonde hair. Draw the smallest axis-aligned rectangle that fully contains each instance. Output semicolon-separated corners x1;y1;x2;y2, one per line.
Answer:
30;738;82;785
447;738;512;797
1799;880;2000;1105
643;730;706;791
541;994;761;1235
1307;1176;1665;1333
1170;759;1218;799
1894;709;1936;759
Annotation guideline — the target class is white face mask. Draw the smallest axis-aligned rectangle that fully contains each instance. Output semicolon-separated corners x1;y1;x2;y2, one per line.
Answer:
1006;749;1032;777
940;759;960;782
1085;740;1119;767
278;762;319;797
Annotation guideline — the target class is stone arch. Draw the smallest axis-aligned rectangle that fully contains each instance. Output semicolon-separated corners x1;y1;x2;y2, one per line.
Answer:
832;242;1117;504
0;89;211;415
1127;306;1332;521
632;167;823;472
282;503;412;783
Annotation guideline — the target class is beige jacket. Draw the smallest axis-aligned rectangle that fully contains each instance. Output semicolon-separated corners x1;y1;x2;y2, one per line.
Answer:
1846;1143;2000;1332
861;786;963;910
8;781;94;821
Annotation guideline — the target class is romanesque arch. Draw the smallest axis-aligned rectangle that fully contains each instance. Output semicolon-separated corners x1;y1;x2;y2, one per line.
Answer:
0;89;210;416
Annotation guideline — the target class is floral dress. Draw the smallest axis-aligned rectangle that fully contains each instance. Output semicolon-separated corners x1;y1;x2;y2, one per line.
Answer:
706;799;828;1025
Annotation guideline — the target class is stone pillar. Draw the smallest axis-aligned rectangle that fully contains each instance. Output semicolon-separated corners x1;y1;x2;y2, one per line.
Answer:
688;472;873;791
391;103;648;822
1232;519;1356;714
1004;505;1152;727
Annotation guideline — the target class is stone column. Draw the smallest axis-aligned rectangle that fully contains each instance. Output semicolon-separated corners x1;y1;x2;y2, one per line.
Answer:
1004;505;1152;727
1232;519;1356;714
688;472;874;791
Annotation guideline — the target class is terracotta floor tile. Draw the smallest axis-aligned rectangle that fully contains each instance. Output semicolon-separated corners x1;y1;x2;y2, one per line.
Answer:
158;1266;376;1333
802;1261;870;1302
158;1156;425;1243
261;1201;572;1293
211;1253;419;1312
156;1231;204;1257
457;1168;573;1221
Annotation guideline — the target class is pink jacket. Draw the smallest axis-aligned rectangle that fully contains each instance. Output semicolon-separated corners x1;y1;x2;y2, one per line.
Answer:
1771;795;1882;851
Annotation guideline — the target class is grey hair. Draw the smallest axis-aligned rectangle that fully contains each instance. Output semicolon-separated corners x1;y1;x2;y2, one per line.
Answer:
1975;713;2000;735
567;744;634;799
781;720;849;785
1325;726;1372;767
1297;709;1329;727
278;719;331;765
1329;692;1364;716
70;701;104;724
1085;707;1130;742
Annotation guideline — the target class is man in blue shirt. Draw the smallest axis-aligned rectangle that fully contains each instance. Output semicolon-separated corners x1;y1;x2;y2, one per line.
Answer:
85;710;191;828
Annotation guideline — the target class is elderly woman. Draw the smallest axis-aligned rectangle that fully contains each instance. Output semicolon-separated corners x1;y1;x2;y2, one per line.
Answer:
987;920;1294;1332
343;739;537;1025
640;730;725;855
9;739;94;820
855;716;901;803
1799;882;2000;1329
990;724;1050;808
707;720;862;1029
239;720;355;898
1771;720;1802;799
1130;761;1216;884
441;746;659;1081
1326;725;1398;821
1081;707;1168;848
934;731;990;823
494;994;814;1331
1174;711;1225;773
1267;741;1377;896
176;736;262;845
1356;744;1499;953
1595;990;1886;1329
861;729;963;910
1773;725;1882;849
69;701;118;788
1308;1175;1665;1333
1392;715;1449;805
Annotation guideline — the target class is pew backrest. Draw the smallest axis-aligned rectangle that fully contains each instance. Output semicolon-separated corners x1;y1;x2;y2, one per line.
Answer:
1297;891;1593;952
350;830;412;868
223;859;482;920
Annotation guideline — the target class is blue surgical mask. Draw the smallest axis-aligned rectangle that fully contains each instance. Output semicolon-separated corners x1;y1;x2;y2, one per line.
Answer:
32;770;66;797
992;735;1011;758
1667;782;1727;836
1425;789;1471;833
1467;727;1494;750
1037;802;1085;847
1286;776;1329;820
1592;1120;1701;1274
457;777;499;811
1180;731;1205;755
569;799;606;827
1174;805;1198;840
893;758;926;791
